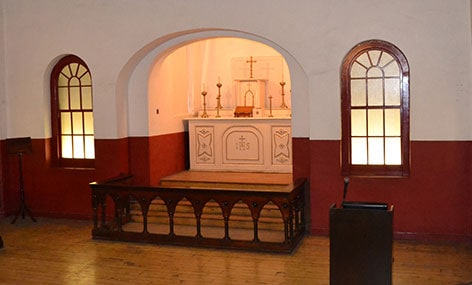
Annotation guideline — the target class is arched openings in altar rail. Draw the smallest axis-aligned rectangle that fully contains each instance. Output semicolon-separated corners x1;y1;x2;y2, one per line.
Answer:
148;37;292;119
124;196;285;242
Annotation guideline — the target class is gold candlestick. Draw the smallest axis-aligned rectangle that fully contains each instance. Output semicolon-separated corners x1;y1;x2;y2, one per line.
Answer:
268;95;273;117
201;90;208;118
280;81;288;109
216;82;223;118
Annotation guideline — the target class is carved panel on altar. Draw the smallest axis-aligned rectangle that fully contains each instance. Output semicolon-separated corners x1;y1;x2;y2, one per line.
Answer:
223;126;263;164
272;126;291;165
195;126;214;164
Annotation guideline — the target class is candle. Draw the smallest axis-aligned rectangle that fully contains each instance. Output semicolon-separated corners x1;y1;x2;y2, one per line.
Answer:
218;76;221;84
203;83;206;91
281;58;284;82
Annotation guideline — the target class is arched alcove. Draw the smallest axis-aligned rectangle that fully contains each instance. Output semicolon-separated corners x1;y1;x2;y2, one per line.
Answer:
116;29;309;184
117;29;309;138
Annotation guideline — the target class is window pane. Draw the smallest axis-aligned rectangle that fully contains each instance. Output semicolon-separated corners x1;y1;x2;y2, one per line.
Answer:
70;87;81;109
77;65;88;78
81;72;91;86
385;78;400;105
70;77;80;87
61;66;71;78
356;52;370;67
73;136;85;158
58;73;69;87
72;113;83;134
350;79;366;106
69;63;79;76
351;138;367;165
367;78;383;106
58;87;69;110
82;87;93;109
61;113;72;134
85;136;95;159
61;135;73;158
385;137;401;165
368;109;384;136
367;67;382;77
378;52;394;68
351;110;366;136
368;50;382;66
385;109;401;136
383;61;400;77
350;62;366;78
84;112;94;134
368;137;384;165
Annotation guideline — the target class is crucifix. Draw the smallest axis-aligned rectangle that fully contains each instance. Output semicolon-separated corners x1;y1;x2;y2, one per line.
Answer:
246;56;257;78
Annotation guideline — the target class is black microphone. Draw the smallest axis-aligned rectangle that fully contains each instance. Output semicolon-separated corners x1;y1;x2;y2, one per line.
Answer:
342;177;350;203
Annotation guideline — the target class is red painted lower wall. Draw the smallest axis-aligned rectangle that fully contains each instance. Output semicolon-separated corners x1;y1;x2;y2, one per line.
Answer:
127;133;188;185
306;139;471;242
0;134;188;219
0;135;470;242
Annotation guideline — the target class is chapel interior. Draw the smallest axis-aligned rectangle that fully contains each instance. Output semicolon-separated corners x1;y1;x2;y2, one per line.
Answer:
0;0;471;284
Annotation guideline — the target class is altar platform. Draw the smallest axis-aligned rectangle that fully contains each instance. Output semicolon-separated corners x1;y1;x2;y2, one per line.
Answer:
160;170;293;190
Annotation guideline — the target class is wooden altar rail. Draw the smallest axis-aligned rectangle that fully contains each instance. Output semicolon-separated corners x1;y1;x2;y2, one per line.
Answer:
90;175;307;253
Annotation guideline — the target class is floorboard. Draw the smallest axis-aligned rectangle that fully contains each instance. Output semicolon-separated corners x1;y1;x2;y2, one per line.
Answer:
0;217;471;285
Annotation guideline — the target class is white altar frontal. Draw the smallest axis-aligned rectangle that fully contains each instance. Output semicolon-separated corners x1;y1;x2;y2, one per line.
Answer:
186;117;292;173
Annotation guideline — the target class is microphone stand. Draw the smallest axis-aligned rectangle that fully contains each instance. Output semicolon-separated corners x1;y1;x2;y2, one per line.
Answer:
342;177;350;207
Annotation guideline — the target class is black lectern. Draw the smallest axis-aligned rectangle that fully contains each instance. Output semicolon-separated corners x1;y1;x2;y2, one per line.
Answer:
329;203;393;285
6;137;37;224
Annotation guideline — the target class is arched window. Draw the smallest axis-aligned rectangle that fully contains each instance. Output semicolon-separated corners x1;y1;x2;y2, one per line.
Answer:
341;40;410;177
50;55;95;168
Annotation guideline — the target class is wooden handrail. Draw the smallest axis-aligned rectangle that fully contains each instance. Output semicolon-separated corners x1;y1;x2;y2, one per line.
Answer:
90;175;307;253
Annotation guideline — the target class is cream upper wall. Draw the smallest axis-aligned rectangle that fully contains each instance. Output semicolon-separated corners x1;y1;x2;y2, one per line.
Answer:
1;0;471;140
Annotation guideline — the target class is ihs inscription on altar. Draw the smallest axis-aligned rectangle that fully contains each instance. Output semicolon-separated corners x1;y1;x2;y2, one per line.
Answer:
225;128;262;162
236;135;250;151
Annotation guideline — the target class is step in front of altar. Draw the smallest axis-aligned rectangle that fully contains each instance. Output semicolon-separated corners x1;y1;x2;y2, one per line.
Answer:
159;170;292;190
129;171;292;232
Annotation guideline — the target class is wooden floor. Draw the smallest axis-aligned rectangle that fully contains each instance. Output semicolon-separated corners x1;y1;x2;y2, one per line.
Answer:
0;218;471;284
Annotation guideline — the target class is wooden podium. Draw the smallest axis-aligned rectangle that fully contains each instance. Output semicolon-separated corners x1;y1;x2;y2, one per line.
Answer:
329;203;393;285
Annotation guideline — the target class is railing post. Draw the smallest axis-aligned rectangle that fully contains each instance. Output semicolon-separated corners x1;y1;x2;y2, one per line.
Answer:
91;191;98;230
253;218;260;242
251;201;261;243
141;197;149;234
100;193;107;229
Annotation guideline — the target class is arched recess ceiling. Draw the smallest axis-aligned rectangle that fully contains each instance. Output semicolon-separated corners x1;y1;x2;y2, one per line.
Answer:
116;29;309;138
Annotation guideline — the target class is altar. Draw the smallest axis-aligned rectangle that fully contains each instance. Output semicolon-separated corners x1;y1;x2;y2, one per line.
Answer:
186;117;291;173
185;55;292;173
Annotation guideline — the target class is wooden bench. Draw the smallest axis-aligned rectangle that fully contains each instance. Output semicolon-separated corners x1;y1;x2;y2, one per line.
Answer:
90;175;307;253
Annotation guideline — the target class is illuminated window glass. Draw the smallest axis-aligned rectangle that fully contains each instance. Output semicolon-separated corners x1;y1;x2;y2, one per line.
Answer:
341;40;409;177
51;55;94;168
